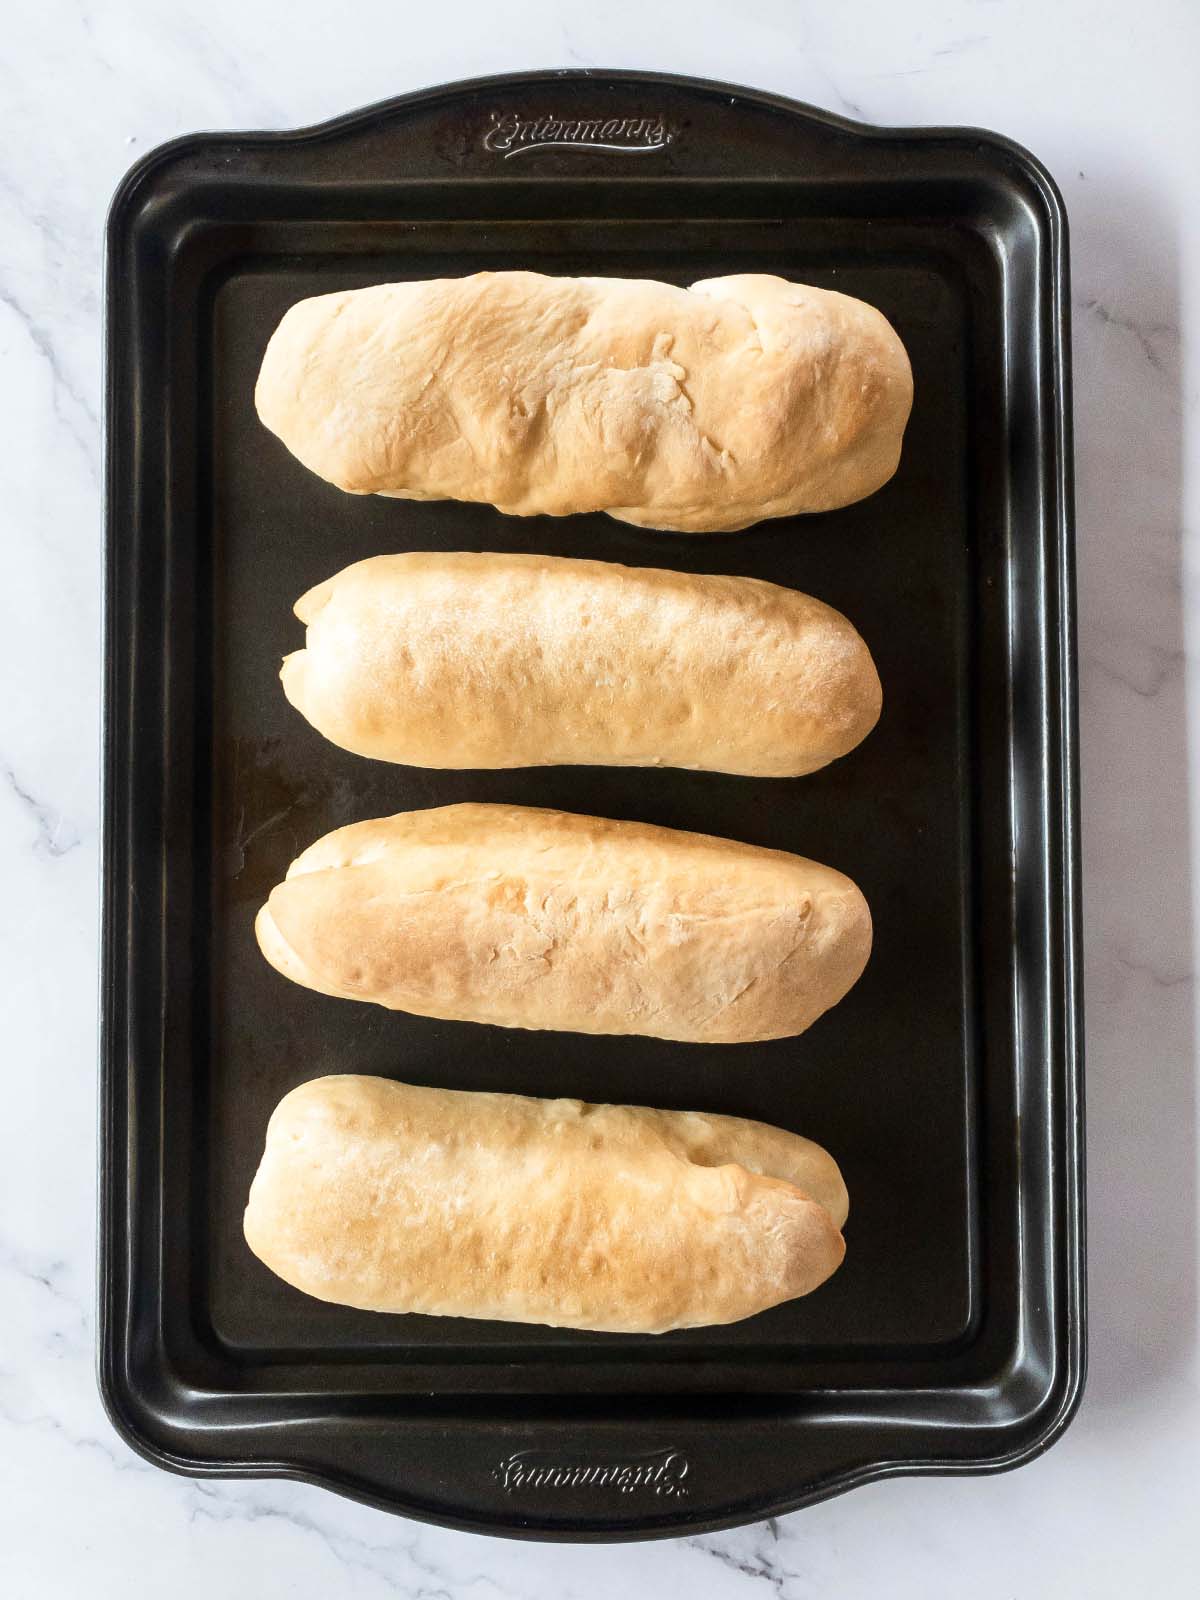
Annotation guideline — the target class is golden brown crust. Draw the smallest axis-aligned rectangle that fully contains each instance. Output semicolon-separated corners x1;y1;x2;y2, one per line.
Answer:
243;1075;848;1333
255;271;913;532
256;804;872;1043
281;552;881;776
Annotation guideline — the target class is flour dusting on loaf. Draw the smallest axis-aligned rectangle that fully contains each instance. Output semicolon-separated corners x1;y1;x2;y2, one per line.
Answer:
255;271;913;532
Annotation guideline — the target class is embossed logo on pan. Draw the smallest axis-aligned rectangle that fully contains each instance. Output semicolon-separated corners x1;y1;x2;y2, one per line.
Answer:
482;111;673;158
492;1447;690;1496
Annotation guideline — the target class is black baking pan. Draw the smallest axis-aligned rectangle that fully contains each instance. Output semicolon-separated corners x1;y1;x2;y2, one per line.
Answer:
100;69;1084;1540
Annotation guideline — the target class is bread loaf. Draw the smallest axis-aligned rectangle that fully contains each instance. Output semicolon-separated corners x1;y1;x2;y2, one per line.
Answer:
255;271;913;532
255;804;872;1043
244;1075;848;1332
282;551;881;776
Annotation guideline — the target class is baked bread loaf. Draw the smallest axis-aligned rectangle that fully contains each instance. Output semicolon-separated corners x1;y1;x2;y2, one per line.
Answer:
255;803;871;1043
255;271;913;532
282;551;881;776
244;1075;848;1332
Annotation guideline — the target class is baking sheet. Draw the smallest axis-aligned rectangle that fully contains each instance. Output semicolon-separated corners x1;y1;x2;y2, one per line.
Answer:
101;69;1083;1539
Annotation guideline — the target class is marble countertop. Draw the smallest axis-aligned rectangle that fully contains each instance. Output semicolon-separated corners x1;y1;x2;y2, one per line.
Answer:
4;0;1197;1593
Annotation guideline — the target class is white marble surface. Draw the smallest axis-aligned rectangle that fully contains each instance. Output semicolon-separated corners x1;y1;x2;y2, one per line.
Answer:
2;0;1197;1592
